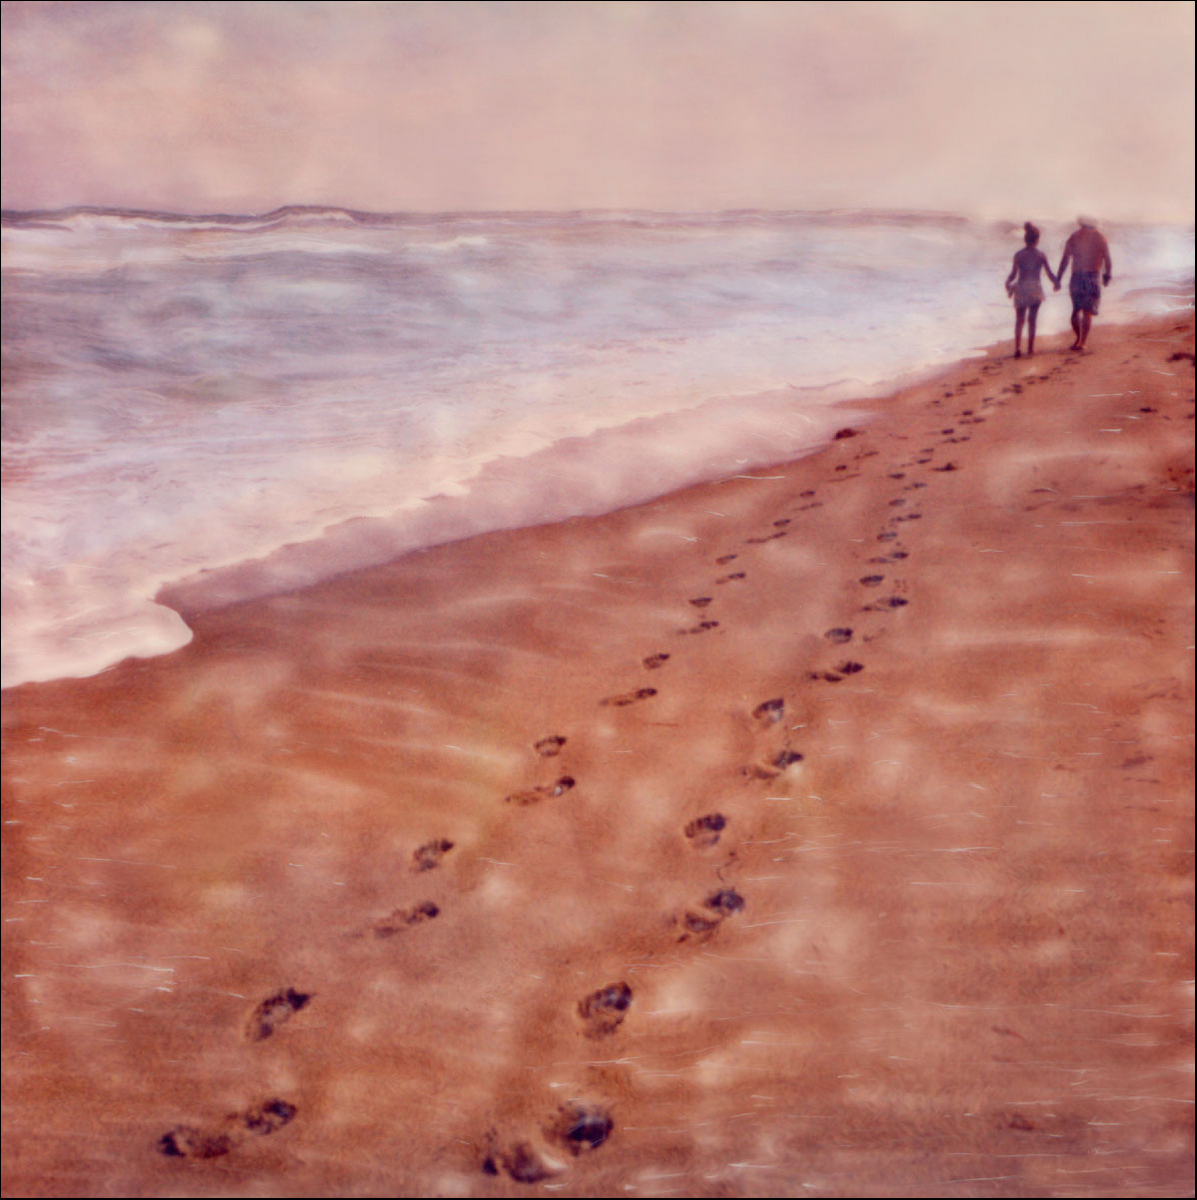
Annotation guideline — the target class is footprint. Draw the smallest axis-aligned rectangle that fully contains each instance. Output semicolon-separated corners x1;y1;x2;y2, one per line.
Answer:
372;900;439;937
836;661;865;675
547;1104;614;1156
715;571;746;584
753;697;785;724
535;735;567;757
715;554;739;565
824;627;853;643
495;1144;556;1184
681;889;747;937
689;597;714;608
684;812;727;847
245;988;311;1042
577;982;633;1037
877;531;898;542
242;1098;298;1137
933;462;959;472
158;1098;297;1161
870;596;909;610
600;688;658;707
643;652;671;669
158;1127;235;1160
859;575;885;587
705;888;746;916
679;620;720;635
888;472;906;480
412;838;454;872
888;498;907;507
744;746;804;780
773;518;791;527
505;776;576;805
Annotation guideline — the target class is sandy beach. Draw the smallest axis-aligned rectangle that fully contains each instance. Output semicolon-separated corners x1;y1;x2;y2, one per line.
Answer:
2;314;1193;1197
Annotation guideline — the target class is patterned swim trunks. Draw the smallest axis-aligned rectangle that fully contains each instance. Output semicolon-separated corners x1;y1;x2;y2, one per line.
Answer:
1069;271;1102;315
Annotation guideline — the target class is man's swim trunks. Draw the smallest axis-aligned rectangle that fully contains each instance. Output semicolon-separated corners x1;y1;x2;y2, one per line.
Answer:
1069;270;1102;314
1012;279;1044;308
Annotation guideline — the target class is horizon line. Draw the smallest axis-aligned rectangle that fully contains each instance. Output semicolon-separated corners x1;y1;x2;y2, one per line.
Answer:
3;204;1186;232
0;202;1012;226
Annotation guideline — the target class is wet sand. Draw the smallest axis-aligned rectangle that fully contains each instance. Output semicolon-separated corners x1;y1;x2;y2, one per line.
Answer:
3;314;1194;1198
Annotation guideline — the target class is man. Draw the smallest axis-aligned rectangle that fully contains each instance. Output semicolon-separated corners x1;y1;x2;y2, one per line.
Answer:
1055;217;1113;351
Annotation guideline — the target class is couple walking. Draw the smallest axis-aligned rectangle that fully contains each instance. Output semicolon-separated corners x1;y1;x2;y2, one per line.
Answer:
1005;217;1113;357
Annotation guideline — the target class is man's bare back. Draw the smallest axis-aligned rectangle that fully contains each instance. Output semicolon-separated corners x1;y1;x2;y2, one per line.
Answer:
1060;225;1112;274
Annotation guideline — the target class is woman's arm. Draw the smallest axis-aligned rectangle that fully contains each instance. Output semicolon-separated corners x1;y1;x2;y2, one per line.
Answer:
1039;249;1058;288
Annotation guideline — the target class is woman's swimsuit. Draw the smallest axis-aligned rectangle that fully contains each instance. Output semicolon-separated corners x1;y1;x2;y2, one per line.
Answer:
1012;279;1044;308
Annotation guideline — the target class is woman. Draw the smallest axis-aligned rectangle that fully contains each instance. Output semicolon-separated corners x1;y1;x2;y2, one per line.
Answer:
1005;222;1058;358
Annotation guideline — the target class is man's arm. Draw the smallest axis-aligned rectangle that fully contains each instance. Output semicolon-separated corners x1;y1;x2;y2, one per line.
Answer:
1056;237;1073;284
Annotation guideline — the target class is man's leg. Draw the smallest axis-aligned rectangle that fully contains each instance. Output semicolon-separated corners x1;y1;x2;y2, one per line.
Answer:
1078;310;1092;349
1070;306;1083;350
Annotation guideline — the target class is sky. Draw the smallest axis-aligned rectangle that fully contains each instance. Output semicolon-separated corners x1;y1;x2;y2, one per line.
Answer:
2;0;1194;221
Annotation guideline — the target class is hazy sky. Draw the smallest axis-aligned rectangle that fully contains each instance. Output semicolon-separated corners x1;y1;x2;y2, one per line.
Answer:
2;0;1194;220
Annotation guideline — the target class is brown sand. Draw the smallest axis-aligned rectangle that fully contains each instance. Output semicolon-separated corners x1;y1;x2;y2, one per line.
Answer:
3;315;1194;1198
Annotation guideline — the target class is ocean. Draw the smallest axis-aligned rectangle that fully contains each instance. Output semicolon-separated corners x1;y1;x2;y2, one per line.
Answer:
2;207;1192;689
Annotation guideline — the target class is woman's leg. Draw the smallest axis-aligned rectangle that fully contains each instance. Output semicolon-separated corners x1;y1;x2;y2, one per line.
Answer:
1026;304;1040;355
1014;305;1026;357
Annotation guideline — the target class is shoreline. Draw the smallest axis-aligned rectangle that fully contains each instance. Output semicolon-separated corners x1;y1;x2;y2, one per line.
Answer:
3;313;1194;1197
1;311;1176;696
